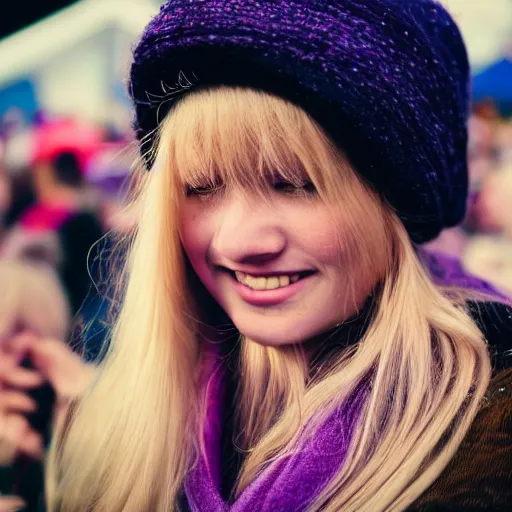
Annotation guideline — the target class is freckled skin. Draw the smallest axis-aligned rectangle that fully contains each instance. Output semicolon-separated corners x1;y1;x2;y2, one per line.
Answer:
179;188;373;347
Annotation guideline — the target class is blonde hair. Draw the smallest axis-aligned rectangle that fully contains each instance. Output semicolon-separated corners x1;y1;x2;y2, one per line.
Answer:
0;259;70;340
47;87;491;511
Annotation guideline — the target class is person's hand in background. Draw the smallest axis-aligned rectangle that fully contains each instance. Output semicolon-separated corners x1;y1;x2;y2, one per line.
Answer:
1;333;96;466
0;495;25;511
0;336;45;466
26;335;97;427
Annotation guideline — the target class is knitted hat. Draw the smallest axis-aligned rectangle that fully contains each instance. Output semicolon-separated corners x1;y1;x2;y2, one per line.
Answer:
129;0;471;243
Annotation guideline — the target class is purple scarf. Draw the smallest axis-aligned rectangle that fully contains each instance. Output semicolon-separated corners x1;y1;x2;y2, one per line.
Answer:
185;344;366;512
184;250;510;511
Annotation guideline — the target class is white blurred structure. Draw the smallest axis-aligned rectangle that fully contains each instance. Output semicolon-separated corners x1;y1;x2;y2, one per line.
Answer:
0;0;160;123
0;0;511;124
441;0;512;71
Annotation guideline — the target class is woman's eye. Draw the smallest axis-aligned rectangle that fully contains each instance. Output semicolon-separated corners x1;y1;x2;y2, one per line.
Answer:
273;180;316;194
185;184;221;197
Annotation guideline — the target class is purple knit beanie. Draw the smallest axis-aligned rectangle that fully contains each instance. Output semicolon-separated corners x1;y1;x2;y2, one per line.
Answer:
129;0;471;244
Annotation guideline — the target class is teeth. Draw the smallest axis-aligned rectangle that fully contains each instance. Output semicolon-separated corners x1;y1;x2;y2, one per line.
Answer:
234;272;301;290
235;271;246;284
266;277;280;290
279;275;290;287
246;276;266;290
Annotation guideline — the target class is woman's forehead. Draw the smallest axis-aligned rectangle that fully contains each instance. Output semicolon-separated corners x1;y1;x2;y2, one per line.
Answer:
168;122;313;187
156;87;351;199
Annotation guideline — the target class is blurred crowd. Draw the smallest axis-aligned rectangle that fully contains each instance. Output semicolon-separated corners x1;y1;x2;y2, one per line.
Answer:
0;109;135;508
0;110;140;333
424;99;512;296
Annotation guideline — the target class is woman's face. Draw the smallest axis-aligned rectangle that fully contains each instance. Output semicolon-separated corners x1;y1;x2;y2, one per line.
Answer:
179;182;380;346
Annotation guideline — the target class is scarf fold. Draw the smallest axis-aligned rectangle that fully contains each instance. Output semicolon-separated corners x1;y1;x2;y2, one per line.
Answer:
184;339;367;512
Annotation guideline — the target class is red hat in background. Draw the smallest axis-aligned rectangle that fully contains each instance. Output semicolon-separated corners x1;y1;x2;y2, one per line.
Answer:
31;118;103;172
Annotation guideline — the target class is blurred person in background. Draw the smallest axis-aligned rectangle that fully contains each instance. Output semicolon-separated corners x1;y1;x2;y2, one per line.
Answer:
425;99;512;287
0;140;11;240
422;99;509;260
0;258;69;510
495;120;512;165
463;163;512;294
75;141;138;362
0;258;94;511
0;109;38;233
2;118;106;315
462;99;504;232
84;140;137;235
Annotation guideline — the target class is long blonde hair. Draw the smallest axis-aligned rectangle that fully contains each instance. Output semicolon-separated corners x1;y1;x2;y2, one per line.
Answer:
46;87;491;511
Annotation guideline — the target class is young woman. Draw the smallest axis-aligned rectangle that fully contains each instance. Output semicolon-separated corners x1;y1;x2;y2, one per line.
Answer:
46;1;512;511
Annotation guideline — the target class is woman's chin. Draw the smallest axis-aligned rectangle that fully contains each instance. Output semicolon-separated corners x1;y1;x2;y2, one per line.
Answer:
235;321;320;348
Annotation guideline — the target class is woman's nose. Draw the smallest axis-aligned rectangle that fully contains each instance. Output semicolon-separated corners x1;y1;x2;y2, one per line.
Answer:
212;193;287;266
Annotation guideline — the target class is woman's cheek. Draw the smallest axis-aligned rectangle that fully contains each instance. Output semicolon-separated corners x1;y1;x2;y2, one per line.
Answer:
291;208;341;259
179;205;216;282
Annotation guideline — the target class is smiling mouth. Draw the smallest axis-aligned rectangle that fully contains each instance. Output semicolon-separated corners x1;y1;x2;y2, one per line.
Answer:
229;270;316;291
